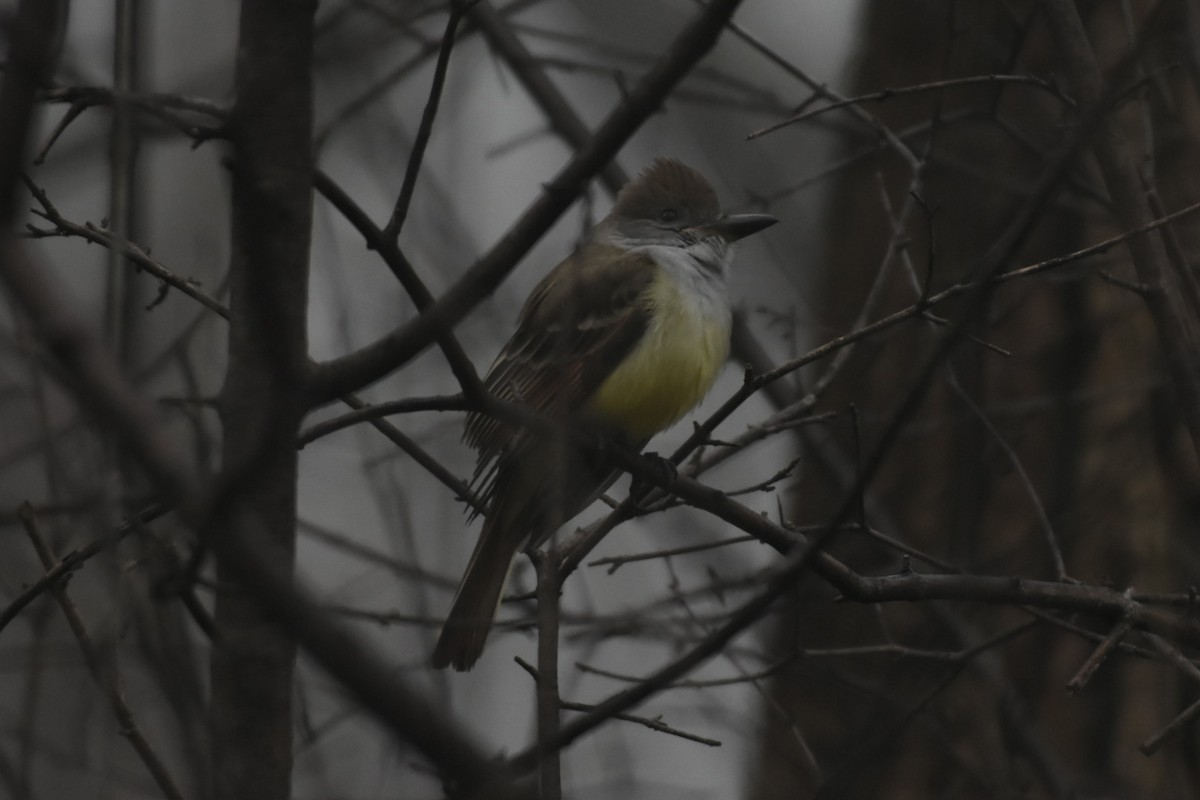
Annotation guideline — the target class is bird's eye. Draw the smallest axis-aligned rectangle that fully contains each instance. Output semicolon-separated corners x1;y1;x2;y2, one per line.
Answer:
658;208;679;224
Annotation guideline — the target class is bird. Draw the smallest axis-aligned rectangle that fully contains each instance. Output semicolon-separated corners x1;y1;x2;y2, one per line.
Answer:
432;158;777;670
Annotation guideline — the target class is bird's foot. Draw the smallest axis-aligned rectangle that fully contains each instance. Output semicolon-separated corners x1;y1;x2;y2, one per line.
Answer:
631;450;678;497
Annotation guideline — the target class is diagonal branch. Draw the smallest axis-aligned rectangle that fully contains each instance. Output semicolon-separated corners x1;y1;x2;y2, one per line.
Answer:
306;0;752;407
383;1;471;240
19;504;188;800
469;0;628;193
313;169;483;400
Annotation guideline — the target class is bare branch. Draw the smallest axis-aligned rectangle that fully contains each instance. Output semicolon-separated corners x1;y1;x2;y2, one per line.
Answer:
748;73;1072;140
307;0;755;406
383;1;471;240
19;504;189;800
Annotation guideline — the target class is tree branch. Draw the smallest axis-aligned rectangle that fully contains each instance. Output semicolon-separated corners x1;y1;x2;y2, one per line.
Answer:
306;0;752;406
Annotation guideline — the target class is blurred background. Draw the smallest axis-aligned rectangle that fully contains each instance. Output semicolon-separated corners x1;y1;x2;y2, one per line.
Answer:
2;1;1199;798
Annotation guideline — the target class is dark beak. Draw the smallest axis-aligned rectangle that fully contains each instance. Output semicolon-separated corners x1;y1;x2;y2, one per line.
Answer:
698;213;778;242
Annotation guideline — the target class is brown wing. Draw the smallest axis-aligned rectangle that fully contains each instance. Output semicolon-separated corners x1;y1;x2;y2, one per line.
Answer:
464;243;656;515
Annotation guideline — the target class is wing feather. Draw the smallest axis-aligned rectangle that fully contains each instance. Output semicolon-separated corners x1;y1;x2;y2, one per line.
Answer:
464;244;656;514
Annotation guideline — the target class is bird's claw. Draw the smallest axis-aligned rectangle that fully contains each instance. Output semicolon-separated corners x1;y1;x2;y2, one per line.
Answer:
631;450;678;496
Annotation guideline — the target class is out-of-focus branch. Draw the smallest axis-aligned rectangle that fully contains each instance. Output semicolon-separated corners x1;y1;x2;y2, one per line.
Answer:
34;85;226;161
1045;0;1200;461
23;172;479;511
0;0;63;223
105;0;141;361
19;504;189;800
0;501;171;636
306;0;752;406
3;195;530;800
724;11;920;170
313;1;551;148
469;0;628;193
0;1;526;795
748;73;1073;140
0;256;199;509
534;553;563;800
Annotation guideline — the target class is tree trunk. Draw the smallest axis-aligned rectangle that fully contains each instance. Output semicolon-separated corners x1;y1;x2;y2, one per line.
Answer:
750;2;1200;797
209;1;314;798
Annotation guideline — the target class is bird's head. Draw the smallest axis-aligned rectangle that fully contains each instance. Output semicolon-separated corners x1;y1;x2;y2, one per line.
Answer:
598;158;776;271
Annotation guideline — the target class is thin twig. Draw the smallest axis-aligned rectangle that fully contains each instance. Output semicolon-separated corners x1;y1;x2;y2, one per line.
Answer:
0;501;170;635
22;174;229;318
18;503;188;800
313;168;484;399
1138;632;1200;754
469;1;628;193
307;0;756;406
1066;616;1133;693
560;700;720;747
672;197;1200;471
947;371;1068;580
383;1;471;240
23;174;484;517
2;64;529;800
720;455;803;498
319;393;482;513
297;394;469;446
588;535;758;574
35;84;226;161
748;73;1071;140
516;657;721;746
508;116;1198;772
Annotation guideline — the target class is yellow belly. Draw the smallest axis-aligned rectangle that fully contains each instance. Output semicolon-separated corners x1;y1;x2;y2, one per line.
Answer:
586;271;730;441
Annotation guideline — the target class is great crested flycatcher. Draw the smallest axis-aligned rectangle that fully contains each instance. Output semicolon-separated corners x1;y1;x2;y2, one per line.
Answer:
432;158;776;671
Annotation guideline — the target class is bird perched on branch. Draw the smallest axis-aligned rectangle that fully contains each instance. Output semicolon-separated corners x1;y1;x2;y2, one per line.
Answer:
433;158;776;670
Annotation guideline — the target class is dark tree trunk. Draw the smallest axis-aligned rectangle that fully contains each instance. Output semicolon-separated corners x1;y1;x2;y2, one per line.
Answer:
209;1;315;798
750;2;1200;798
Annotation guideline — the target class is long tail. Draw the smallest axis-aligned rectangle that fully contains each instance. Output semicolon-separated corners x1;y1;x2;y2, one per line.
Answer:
432;510;522;671
434;438;624;670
